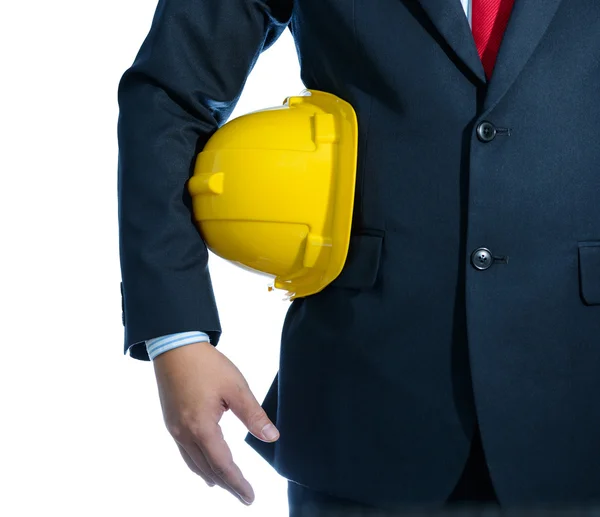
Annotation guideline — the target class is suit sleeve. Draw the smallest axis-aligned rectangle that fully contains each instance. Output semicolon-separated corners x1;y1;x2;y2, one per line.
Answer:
117;0;294;361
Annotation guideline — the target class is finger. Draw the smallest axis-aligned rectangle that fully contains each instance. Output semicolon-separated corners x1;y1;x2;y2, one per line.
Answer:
186;439;251;505
226;382;279;443
195;424;255;505
180;438;243;499
175;442;216;487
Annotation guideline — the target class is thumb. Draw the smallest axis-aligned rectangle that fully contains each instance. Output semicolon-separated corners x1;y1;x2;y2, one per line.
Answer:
228;384;280;443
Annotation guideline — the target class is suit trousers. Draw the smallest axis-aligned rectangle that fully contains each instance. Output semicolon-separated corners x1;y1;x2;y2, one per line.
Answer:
287;424;499;516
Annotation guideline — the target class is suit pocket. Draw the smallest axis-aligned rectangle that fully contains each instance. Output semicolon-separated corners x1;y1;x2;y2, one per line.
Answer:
329;231;384;289
578;241;600;305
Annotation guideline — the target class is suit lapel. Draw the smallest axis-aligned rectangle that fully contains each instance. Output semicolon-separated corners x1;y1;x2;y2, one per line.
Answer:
416;0;486;84
416;0;565;111
482;0;564;111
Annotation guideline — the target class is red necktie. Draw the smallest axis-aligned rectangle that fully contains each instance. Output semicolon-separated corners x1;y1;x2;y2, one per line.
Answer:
472;0;515;79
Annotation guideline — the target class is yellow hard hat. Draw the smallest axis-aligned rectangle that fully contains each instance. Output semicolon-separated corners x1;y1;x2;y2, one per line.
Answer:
187;89;358;299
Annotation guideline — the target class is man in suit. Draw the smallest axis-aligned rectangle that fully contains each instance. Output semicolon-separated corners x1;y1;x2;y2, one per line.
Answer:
117;0;600;514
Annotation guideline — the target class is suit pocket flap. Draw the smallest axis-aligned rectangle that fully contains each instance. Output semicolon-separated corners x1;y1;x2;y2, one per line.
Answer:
330;233;383;289
578;241;600;305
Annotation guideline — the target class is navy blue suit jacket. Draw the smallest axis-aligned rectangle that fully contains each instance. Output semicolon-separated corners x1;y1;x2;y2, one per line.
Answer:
117;0;600;507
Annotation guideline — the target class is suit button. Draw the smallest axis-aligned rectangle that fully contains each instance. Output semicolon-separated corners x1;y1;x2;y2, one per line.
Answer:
476;121;497;142
471;248;493;270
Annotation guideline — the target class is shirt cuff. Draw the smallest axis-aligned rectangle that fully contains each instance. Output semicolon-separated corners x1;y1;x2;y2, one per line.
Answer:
145;331;211;360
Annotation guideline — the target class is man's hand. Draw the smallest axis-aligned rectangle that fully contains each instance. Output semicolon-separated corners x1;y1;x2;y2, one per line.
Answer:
152;340;279;506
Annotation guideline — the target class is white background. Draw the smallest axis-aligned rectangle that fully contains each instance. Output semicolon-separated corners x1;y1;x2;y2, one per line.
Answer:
1;1;304;515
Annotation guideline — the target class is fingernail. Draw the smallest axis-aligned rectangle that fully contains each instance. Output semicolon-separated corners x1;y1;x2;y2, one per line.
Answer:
240;495;253;505
261;423;279;441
